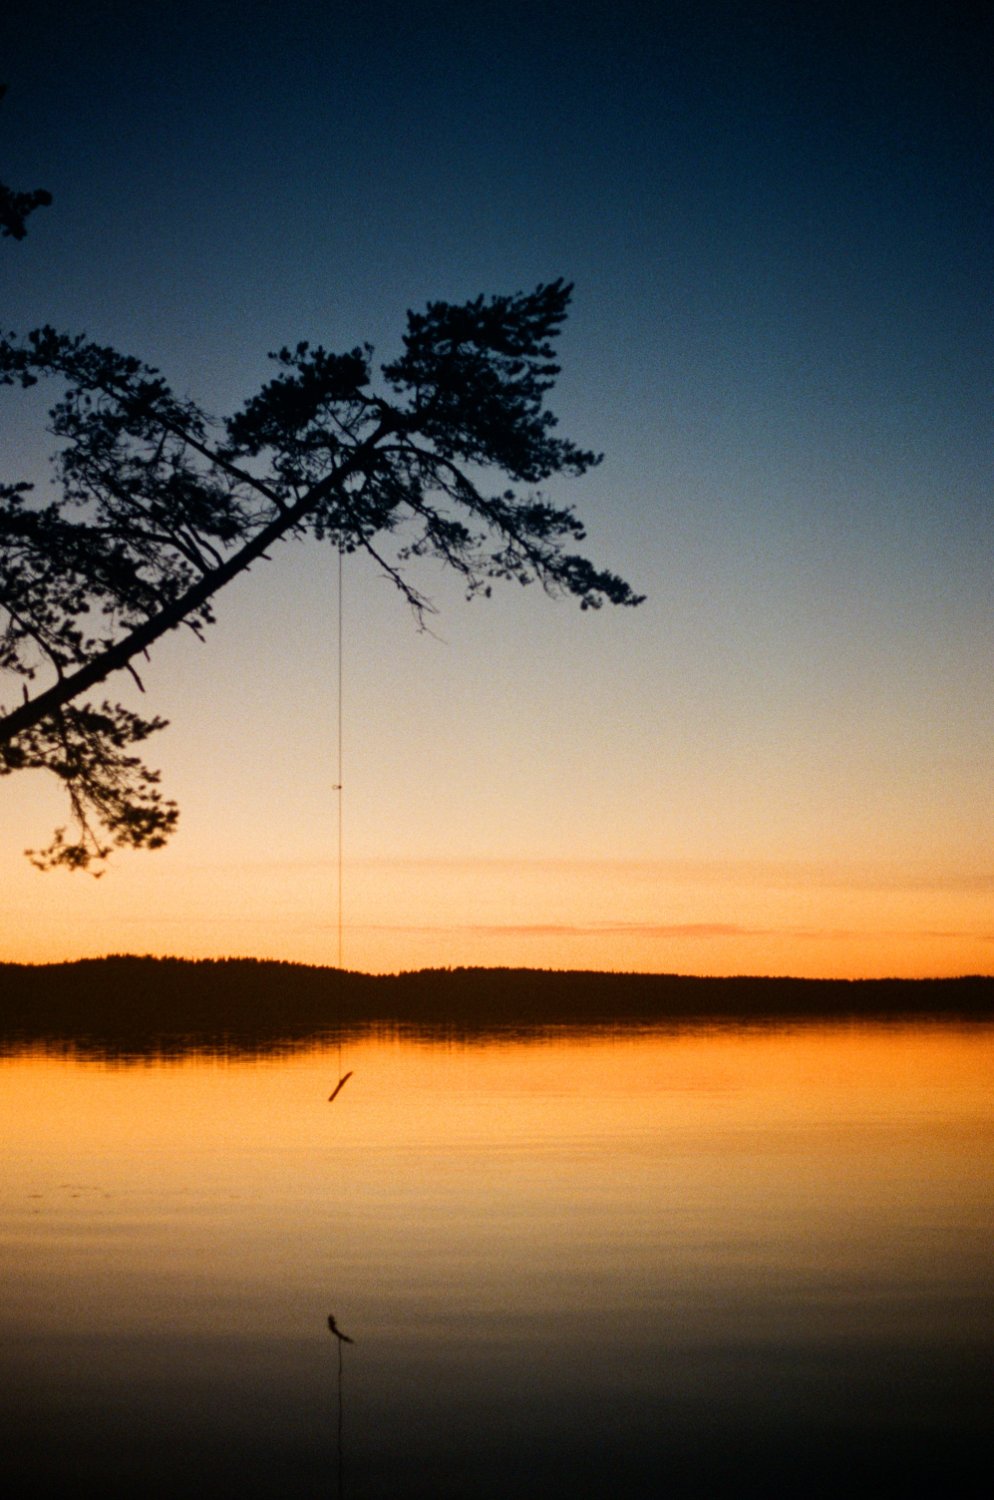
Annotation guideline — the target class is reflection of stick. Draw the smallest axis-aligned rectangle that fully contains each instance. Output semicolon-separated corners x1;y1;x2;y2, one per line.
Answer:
327;1314;354;1344
328;1071;353;1103
328;1312;352;1500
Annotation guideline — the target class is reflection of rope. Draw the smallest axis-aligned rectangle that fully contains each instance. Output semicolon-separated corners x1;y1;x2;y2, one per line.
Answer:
328;1314;353;1499
337;1334;344;1500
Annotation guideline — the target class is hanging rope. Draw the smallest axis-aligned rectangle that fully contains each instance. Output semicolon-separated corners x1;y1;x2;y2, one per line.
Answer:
329;540;352;1102
335;541;344;972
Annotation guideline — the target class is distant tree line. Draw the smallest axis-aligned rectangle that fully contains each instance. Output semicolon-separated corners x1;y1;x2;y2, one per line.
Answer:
0;956;989;1059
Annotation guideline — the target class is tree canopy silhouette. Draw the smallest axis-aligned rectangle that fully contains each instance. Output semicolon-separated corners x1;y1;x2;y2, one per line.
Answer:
1;274;643;871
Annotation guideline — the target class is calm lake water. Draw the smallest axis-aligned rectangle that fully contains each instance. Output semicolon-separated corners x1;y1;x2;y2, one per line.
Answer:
2;1020;991;1498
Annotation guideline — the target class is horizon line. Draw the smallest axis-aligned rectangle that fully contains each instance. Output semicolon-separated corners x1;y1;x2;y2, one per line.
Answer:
2;953;991;985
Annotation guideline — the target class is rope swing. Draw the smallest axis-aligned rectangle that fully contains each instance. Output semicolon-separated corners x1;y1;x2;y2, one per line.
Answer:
335;541;344;973
329;540;352;1104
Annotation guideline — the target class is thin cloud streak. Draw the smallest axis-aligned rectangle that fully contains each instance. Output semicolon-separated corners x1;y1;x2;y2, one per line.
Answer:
353;922;993;943
354;921;759;938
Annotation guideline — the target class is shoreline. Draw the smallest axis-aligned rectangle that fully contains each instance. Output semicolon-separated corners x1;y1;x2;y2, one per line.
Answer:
2;955;991;1038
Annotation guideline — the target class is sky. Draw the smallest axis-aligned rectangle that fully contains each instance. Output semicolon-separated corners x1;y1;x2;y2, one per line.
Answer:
1;0;991;977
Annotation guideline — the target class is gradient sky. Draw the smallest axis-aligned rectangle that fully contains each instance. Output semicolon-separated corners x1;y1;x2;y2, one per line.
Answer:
2;1;991;976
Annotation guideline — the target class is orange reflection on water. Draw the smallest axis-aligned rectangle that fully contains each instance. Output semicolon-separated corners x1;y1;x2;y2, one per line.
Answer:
4;1023;991;1292
3;1020;992;1498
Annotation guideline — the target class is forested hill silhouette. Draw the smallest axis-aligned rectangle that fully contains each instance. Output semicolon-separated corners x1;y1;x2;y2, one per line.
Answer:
1;957;990;1053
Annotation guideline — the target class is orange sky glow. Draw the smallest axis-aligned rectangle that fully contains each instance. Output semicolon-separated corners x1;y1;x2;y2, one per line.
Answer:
2;846;990;979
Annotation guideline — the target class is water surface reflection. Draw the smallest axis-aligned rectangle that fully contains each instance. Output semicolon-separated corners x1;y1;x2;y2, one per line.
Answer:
2;1021;991;1497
